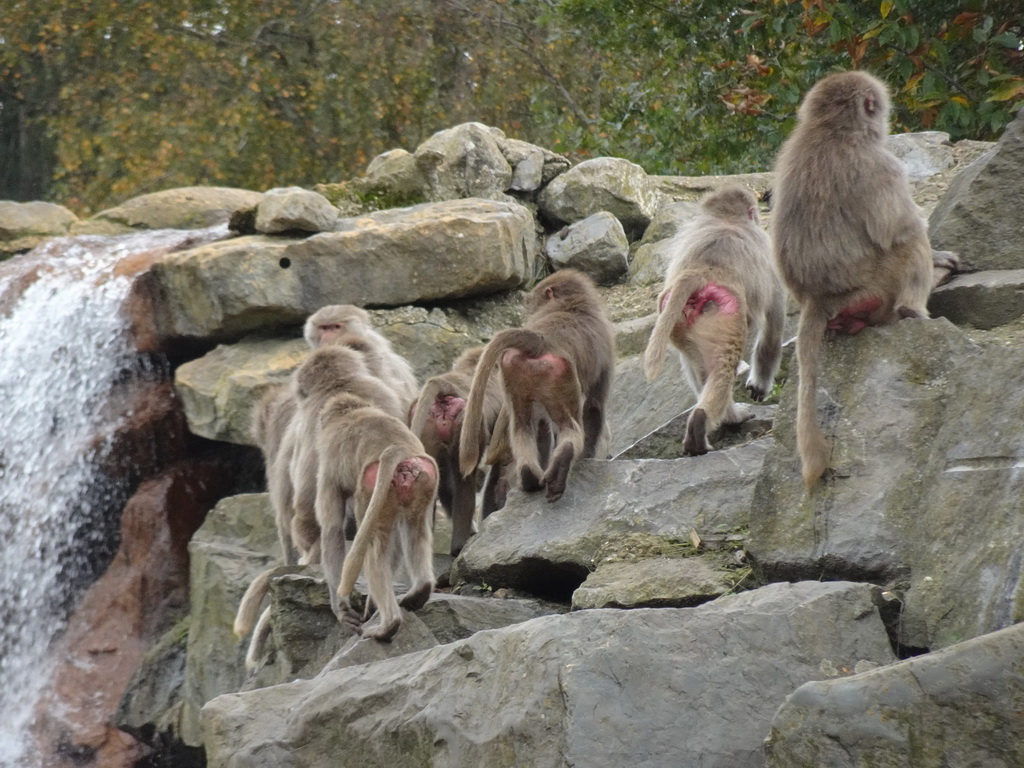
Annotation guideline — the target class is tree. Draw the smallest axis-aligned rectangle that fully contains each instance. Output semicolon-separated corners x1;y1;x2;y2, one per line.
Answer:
555;0;1023;173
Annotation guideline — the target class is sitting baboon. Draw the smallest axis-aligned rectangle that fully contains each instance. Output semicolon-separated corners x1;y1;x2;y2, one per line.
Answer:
771;70;959;486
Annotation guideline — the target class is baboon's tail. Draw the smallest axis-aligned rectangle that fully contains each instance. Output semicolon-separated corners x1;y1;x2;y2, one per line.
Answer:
643;271;709;380
458;328;547;477
233;568;273;638
234;564;306;638
795;305;830;487
336;446;407;602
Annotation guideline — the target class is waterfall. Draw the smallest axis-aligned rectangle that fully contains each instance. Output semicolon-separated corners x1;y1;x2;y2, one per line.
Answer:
0;228;220;766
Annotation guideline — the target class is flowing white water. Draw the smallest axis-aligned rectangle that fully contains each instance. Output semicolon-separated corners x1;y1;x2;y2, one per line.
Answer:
0;229;217;766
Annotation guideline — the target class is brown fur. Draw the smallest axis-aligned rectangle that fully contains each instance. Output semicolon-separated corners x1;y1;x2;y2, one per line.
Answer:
319;393;437;641
644;185;785;455
772;71;951;487
409;346;505;556
304;304;419;405
290;345;406;558
458;269;615;503
234;344;406;667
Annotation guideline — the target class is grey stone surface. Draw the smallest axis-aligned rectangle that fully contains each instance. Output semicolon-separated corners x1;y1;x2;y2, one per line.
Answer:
748;317;1024;650
766;622;1024;768
451;440;770;598
255;187;338;234
201;581;895;768
606;354;695;456
929;106;1024;271
545;211;629;284
928;268;1024;329
887;131;955;181
180;494;281;746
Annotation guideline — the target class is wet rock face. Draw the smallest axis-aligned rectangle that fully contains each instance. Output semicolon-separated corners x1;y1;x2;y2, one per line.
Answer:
32;461;239;768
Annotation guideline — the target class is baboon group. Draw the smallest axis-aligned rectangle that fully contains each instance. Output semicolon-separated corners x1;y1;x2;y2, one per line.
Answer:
234;71;958;662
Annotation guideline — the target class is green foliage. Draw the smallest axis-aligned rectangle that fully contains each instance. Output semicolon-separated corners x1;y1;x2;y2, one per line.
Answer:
0;0;1020;212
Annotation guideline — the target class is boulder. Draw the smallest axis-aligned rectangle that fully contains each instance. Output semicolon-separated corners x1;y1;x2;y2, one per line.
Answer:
496;137;571;192
627;200;699;285
765;622;1024;768
173;296;529;445
254;187;338;234
174;337;307;445
73;187;262;235
151;198;538;340
545;211;629;284
451;440;770;599
201;581;896;768
363;149;430;200
929;106;1024;271
179;494;281;746
413;123;514;201
928;268;1024;329
747;318;1024;651
539;157;660;237
886;131;955;181
571;556;738;610
0;200;78;255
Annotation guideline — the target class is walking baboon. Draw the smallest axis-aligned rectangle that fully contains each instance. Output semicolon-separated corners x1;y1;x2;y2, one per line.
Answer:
771;70;956;487
319;393;437;641
644;185;785;455
410;346;505;556
234;345;405;665
458;269;615;503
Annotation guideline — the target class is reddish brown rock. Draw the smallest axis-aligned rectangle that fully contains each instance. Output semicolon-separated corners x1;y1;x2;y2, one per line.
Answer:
32;460;237;767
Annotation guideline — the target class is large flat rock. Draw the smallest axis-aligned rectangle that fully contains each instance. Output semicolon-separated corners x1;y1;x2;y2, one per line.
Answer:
452;440;770;600
202;581;896;768
151;198;537;339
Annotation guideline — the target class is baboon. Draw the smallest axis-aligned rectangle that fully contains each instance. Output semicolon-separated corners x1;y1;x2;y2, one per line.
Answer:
304;304;419;405
643;185;786;456
409;346;505;556
458;269;615;503
289;344;406;558
318;393;437;641
771;70;958;487
250;384;301;566
234;344;405;664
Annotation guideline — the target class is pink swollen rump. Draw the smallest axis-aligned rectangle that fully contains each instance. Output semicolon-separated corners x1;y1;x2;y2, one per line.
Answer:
827;296;883;335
